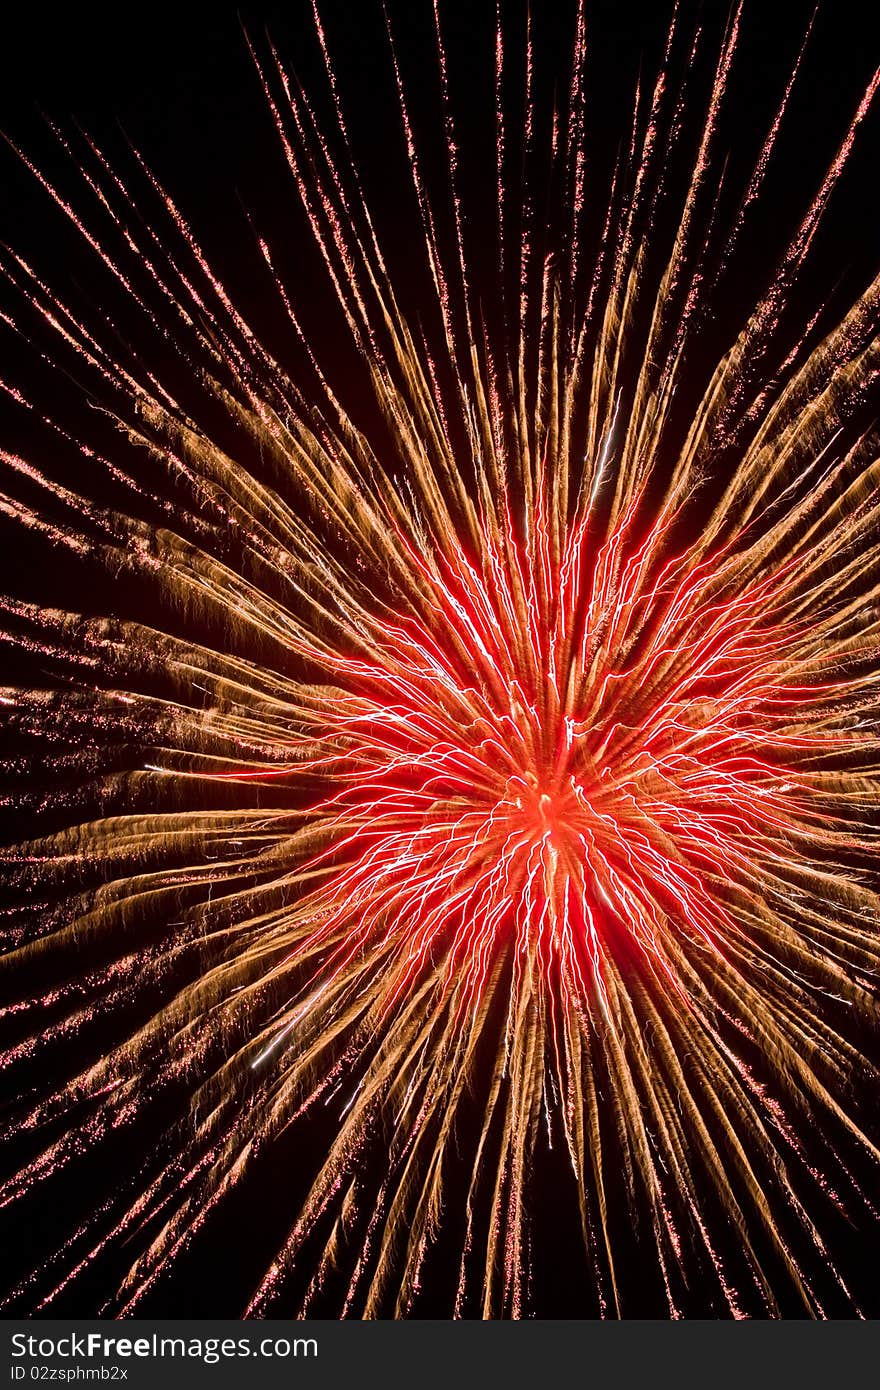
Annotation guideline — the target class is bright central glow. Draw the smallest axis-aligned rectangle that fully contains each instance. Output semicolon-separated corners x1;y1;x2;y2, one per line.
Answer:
510;774;578;848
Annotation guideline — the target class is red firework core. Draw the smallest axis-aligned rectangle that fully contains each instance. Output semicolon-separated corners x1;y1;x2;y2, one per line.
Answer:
507;774;580;850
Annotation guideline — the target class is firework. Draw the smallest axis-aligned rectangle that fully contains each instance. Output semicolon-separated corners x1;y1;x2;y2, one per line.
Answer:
1;1;878;1318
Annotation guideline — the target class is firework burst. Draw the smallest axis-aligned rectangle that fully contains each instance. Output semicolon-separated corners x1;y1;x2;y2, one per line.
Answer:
1;1;879;1318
